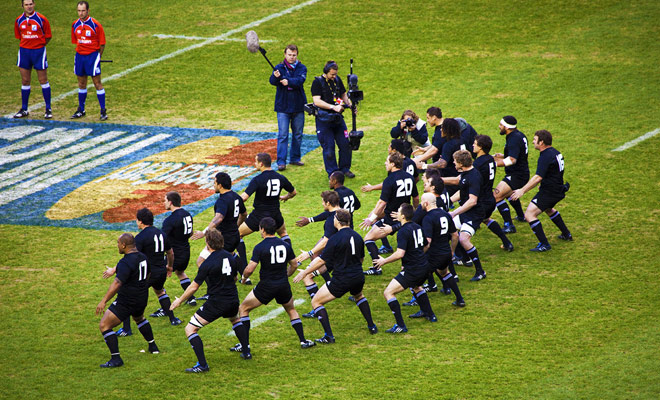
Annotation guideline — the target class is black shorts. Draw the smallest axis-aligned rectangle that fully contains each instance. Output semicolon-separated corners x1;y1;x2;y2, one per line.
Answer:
195;298;239;324
222;232;240;253
326;274;364;299
394;269;427;289
109;295;148;322
148;267;167;291
427;253;452;272
172;248;190;272
459;209;483;232
245;210;284;232
481;199;496;221
253;280;292;305
502;174;529;191
531;191;565;212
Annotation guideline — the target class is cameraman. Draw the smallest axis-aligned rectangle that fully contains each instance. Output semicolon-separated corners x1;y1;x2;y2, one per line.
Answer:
311;60;355;178
390;110;430;156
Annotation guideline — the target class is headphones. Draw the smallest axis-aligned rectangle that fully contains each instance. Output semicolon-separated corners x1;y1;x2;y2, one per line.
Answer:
323;61;338;74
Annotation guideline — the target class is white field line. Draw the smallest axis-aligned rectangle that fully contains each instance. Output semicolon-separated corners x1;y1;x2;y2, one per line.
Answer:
153;34;274;43
4;0;322;117
226;298;306;337
612;128;660;152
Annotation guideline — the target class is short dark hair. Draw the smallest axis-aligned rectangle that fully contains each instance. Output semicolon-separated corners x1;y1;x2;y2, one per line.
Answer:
426;107;442;119
215;172;232;190
256;152;272;167
136;208;154;226
77;1;89;10
205;228;224;251
453;150;473;167
259;217;277;235
475;134;493;154
390;139;408;156
399;203;414;221
321;190;340;207
166;191;182;207
285;44;298;53
118;233;135;247
329;171;345;185
324;60;338;73
441;118;461;140
388;152;404;169
424;168;442;180
430;176;445;195
535;129;553;146
335;209;351;226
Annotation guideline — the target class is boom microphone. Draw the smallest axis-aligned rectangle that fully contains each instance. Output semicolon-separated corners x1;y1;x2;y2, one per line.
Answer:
245;30;276;71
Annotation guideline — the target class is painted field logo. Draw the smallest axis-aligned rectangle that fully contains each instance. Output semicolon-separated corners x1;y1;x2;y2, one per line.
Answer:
0;119;319;230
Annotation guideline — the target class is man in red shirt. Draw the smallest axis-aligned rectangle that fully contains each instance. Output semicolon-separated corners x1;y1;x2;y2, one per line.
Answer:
13;0;53;119
71;1;107;121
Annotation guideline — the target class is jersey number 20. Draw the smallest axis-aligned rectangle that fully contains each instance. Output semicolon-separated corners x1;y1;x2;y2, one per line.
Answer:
395;179;413;197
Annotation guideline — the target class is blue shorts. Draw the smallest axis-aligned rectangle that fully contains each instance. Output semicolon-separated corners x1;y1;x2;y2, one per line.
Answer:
75;51;101;77
17;47;48;70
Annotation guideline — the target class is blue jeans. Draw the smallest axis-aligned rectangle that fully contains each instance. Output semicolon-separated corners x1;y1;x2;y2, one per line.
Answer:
276;112;304;165
315;118;351;176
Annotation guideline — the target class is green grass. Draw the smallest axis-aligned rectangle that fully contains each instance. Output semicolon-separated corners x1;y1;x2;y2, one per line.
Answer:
1;0;659;399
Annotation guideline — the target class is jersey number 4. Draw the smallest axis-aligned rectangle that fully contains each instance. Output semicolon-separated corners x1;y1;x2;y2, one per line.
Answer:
222;258;232;276
395;178;413;197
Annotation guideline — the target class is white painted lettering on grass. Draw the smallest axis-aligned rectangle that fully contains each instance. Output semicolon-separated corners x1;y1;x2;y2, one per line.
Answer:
0;133;171;207
226;298;306;337
5;0;322;117
612;128;660;152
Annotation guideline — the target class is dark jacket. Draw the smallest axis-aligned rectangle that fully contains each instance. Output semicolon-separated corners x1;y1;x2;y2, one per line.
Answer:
269;61;307;113
390;121;429;147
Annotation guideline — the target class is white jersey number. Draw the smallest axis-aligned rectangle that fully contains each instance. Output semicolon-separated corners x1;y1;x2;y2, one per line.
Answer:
222;258;232;276
270;245;287;264
343;195;355;213
138;260;148;281
395;178;413;197
183;215;193;235
153;233;165;252
412;228;424;248
556;154;565;172
266;179;280;197
233;199;240;217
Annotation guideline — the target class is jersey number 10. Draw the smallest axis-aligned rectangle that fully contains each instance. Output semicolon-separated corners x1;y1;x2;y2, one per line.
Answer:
270;245;287;264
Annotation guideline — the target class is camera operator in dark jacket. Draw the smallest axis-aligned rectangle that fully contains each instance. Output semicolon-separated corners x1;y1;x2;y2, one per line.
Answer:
390;110;430;156
310;60;355;178
269;44;307;171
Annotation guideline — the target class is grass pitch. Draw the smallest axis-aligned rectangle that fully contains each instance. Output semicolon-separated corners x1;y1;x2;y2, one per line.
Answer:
1;0;659;399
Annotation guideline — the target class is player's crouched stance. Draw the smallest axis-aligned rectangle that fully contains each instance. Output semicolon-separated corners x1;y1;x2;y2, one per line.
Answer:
96;233;159;368
232;217;316;352
293;209;378;342
374;203;437;333
170;229;250;372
